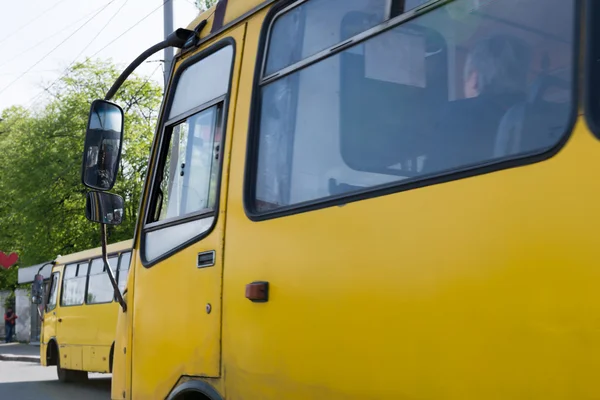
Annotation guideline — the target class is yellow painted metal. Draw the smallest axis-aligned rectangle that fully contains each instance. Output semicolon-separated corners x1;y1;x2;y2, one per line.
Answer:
40;239;132;374
111;249;138;400
113;1;600;399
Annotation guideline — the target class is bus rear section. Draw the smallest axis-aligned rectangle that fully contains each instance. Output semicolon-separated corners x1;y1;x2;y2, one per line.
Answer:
39;239;132;383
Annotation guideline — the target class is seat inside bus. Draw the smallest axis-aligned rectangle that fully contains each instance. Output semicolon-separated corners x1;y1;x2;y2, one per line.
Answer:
254;0;574;209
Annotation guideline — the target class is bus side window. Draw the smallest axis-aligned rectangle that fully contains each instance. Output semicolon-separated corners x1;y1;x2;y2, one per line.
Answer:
87;257;117;304
250;0;576;213
117;252;132;293
61;263;87;306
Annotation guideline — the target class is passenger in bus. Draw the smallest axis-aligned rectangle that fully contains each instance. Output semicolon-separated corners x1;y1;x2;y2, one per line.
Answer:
427;34;531;173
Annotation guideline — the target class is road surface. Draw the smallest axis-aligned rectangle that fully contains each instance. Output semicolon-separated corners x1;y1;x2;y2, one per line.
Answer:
0;361;111;399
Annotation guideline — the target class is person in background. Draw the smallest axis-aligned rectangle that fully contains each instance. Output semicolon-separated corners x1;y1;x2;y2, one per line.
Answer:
4;307;17;343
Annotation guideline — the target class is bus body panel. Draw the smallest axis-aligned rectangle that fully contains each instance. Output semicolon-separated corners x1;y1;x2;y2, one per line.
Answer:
56;299;115;372
112;251;137;400
114;0;600;399
218;117;600;400
129;23;247;400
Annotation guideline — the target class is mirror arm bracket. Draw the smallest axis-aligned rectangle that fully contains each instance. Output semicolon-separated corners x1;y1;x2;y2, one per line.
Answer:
101;223;127;312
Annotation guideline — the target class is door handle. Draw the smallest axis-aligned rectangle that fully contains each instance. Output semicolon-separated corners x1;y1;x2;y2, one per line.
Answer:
197;251;216;268
58;318;62;323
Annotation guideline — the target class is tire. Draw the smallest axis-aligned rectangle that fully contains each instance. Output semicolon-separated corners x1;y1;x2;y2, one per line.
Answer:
56;348;88;383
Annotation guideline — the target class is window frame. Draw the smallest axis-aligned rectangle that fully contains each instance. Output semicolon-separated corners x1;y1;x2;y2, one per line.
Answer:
243;0;581;221
584;0;600;139
140;38;236;268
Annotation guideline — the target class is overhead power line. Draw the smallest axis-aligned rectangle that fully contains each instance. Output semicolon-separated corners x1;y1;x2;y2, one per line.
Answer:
86;0;170;60
0;0;70;47
1;0;168;134
39;0;132;98
0;2;114;70
0;0;117;97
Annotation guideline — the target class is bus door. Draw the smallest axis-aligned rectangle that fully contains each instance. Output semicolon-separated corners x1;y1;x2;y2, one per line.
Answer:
131;24;246;398
42;270;61;353
56;261;90;370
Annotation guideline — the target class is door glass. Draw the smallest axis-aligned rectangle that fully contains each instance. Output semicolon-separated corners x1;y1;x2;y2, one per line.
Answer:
117;252;132;293
154;106;221;221
46;272;60;312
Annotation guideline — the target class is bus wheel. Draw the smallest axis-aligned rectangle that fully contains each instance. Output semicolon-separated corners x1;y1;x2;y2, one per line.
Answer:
56;350;88;383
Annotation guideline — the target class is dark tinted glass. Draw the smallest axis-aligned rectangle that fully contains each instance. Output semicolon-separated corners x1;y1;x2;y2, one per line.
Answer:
255;0;575;211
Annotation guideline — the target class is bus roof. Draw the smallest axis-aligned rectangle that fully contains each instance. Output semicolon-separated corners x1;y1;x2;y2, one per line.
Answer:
55;239;133;266
185;0;267;41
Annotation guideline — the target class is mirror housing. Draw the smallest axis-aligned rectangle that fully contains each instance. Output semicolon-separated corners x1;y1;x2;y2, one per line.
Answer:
82;100;124;191
85;191;125;226
31;274;44;305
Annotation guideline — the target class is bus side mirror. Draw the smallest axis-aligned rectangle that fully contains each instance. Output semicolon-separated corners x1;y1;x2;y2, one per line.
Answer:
82;100;124;191
31;274;44;305
85;191;125;226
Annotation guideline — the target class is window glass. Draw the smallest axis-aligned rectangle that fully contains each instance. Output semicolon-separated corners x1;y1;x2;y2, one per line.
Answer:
63;264;77;279
77;262;89;277
169;46;233;119
254;0;575;211
89;258;104;275
61;270;87;306
403;0;430;12
265;0;387;75
145;42;235;263
145;217;214;261
87;257;116;304
152;105;221;221
119;252;131;271
117;252;132;293
46;272;60;312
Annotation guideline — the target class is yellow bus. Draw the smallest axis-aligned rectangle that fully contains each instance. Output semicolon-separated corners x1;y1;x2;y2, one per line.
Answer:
39;239;132;383
78;0;600;398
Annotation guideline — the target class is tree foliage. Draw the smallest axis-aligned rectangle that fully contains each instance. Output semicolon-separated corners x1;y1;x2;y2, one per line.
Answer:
196;0;218;11
0;60;162;288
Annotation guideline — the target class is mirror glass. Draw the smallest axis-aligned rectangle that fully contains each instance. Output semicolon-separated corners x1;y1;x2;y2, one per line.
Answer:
85;191;125;225
82;100;124;191
31;274;44;304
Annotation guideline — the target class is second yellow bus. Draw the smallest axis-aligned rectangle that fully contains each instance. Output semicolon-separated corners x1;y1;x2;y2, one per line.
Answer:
39;239;132;382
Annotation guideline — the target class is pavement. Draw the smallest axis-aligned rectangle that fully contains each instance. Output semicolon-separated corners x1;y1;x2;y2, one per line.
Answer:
0;360;111;399
0;342;41;363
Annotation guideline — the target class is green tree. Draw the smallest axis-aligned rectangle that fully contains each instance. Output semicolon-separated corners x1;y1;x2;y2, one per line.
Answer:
0;60;162;279
196;0;218;11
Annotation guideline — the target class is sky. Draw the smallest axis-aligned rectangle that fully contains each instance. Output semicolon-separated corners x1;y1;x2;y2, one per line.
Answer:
0;0;201;112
